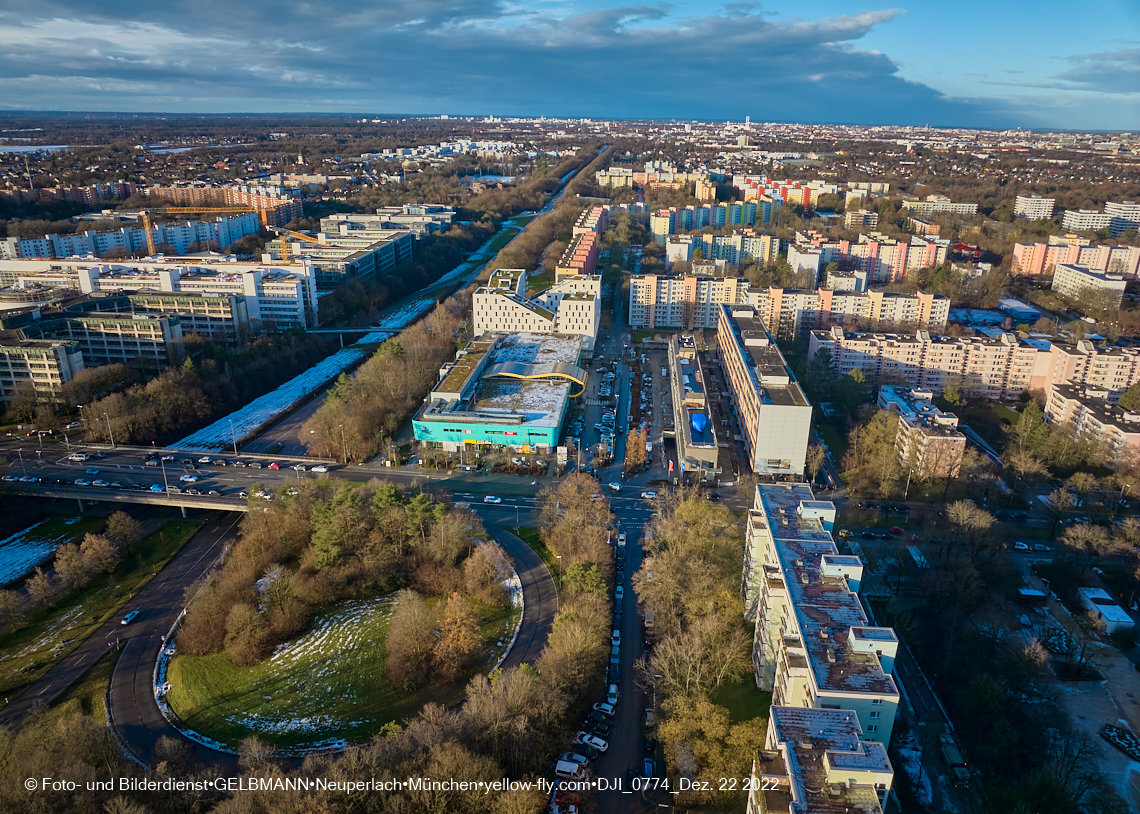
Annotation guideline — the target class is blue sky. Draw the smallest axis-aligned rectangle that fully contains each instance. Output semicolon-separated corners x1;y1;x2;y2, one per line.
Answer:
0;1;1135;129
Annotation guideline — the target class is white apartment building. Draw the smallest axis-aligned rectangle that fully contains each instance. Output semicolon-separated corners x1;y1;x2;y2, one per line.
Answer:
629;273;750;330
901;196;978;217
1105;201;1140;236
743;484;900;743
321;205;455;240
876;386;967;477
0;336;85;406
844;209;879;229
1051;263;1126;309
746;707;894;814
473;269;600;348
717;306;813;477
1014;194;1056;220
0;258;319;329
1061;209;1112;232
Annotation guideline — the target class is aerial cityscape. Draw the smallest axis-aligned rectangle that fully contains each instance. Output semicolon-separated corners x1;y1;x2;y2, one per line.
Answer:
0;3;1138;814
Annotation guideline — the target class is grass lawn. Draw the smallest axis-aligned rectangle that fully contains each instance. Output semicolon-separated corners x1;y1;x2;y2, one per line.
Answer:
512;526;560;590
633;329;655;343
510;215;536;227
709;679;771;724
0;519;199;698
487;227;520;254
816;415;849;472
166;592;519;751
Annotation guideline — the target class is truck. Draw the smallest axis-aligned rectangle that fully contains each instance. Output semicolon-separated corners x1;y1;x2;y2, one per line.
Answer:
939;734;970;787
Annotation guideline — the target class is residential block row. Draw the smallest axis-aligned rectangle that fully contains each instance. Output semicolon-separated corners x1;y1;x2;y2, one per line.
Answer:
788;231;950;285
472;269;601;350
1011;234;1140;278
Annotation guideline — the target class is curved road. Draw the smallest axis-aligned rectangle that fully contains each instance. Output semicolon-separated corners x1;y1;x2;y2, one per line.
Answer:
486;523;558;670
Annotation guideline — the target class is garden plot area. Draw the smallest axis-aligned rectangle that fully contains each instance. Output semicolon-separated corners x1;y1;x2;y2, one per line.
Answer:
0;516;90;585
164;589;521;752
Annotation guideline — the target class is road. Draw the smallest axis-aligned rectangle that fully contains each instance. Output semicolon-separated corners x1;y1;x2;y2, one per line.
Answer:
0;511;237;756
482;521;558;671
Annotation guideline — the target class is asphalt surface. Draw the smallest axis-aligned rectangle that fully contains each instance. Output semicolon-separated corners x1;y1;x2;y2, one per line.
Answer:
0;510;238;763
482;521;558;670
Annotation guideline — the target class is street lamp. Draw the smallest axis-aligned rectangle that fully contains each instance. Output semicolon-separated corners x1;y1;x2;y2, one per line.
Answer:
229;418;239;457
103;412;115;449
556;554;562;582
16;448;26;478
160;455;170;496
903;469;914;500
339;423;348;464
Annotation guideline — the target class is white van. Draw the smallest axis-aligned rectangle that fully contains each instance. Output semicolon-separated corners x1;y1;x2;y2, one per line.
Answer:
554;760;585;780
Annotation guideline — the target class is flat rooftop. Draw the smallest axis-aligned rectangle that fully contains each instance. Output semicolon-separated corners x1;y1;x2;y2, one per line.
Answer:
721;306;810;407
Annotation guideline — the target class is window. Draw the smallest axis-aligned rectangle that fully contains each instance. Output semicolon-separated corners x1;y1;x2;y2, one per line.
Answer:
872;698;883;705
870;711;880;719
866;725;877;733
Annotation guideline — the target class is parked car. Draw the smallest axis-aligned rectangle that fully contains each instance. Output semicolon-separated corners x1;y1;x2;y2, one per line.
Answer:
615;585;623;602
1032;543;1051;551
607;684;619;705
1013;542;1030;551
573;732;608;752
483;495;502;504
592;702;616;718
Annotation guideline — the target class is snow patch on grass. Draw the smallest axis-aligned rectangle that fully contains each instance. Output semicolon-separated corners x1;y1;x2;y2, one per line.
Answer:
895;729;933;807
0;520;76;585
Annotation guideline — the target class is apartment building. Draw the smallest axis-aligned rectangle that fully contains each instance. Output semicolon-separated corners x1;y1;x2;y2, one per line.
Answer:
717;306;813;477
906;216;941;236
1045;384;1140;466
844;209;879;229
743;484;900;743
1014;194;1056;220
901;196;978;217
1051;263;1126;309
747;288;949;340
1011;237;1140;278
788;232;949;284
876;386;966;477
0;212;261;260
146;184;302;227
0;258;318;330
810;329;1140;401
733;177;839;208
93;291;248;344
667;334;720;481
320;205;455;239
572;206;611;236
555;231;599;281
1105;201;1140;236
473;269;600;347
629;272;750;330
0;335;85;406
745;707;894;814
694;176;718;202
1062;209;1113;232
273;229;413;289
650;200;780;244
665;230;780;268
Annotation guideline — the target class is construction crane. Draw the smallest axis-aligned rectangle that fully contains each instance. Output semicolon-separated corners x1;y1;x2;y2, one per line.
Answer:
138;206;274;256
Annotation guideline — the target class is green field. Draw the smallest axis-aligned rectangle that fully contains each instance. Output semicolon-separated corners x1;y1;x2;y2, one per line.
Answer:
0;519;198;699
487;227;521;254
510;215;536;227
166;591;520;750
709;679;771;724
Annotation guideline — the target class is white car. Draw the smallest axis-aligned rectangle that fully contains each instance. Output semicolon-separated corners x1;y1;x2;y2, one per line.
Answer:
1013;542;1030;551
197;456;212;464
574;732;608;753
607;684;619;705
592;702;616;718
608;482;622;492
178;474;198;483
312;464;329;473
74;478;90;486
641;491;657;499
91;480;109;488
483;495;502;504
293;464;307;471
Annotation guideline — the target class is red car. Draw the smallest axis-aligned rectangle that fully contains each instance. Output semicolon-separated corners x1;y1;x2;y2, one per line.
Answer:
888;526;905;536
268;462;280;470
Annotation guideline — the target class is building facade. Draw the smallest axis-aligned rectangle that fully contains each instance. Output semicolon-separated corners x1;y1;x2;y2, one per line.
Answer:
717;306;813;477
1011;239;1140;278
1051;263;1126;309
876;386;967;477
747;287;950;340
1044;384;1140;467
0;336;84;406
473;269;601;348
1014;195;1056;220
629;273;751;330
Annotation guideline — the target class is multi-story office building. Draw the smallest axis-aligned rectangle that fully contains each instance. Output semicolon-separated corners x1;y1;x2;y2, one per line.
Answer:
1051;263;1126;309
717;306;812;477
745;707;894;814
320;205;455;240
0;335;85;406
1;306;184;370
1011;238;1140;278
273;230;413;289
0;258;319;330
1045;384;1140;467
473;269;600;348
901;196;978;217
80;291;249;345
747;288;949;340
667;334;720;481
876;386;967;477
1014;194;1056;220
743;484;900;742
629;273;751;330
1062;209;1113;232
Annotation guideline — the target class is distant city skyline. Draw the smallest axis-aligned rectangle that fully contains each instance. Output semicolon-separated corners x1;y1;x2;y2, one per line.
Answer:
0;1;1136;129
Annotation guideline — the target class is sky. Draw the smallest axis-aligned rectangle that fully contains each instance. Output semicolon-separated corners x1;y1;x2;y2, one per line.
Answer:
0;0;1136;130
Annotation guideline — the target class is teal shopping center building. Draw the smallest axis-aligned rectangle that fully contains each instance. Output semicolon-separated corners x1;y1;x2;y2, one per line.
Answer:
412;332;588;453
